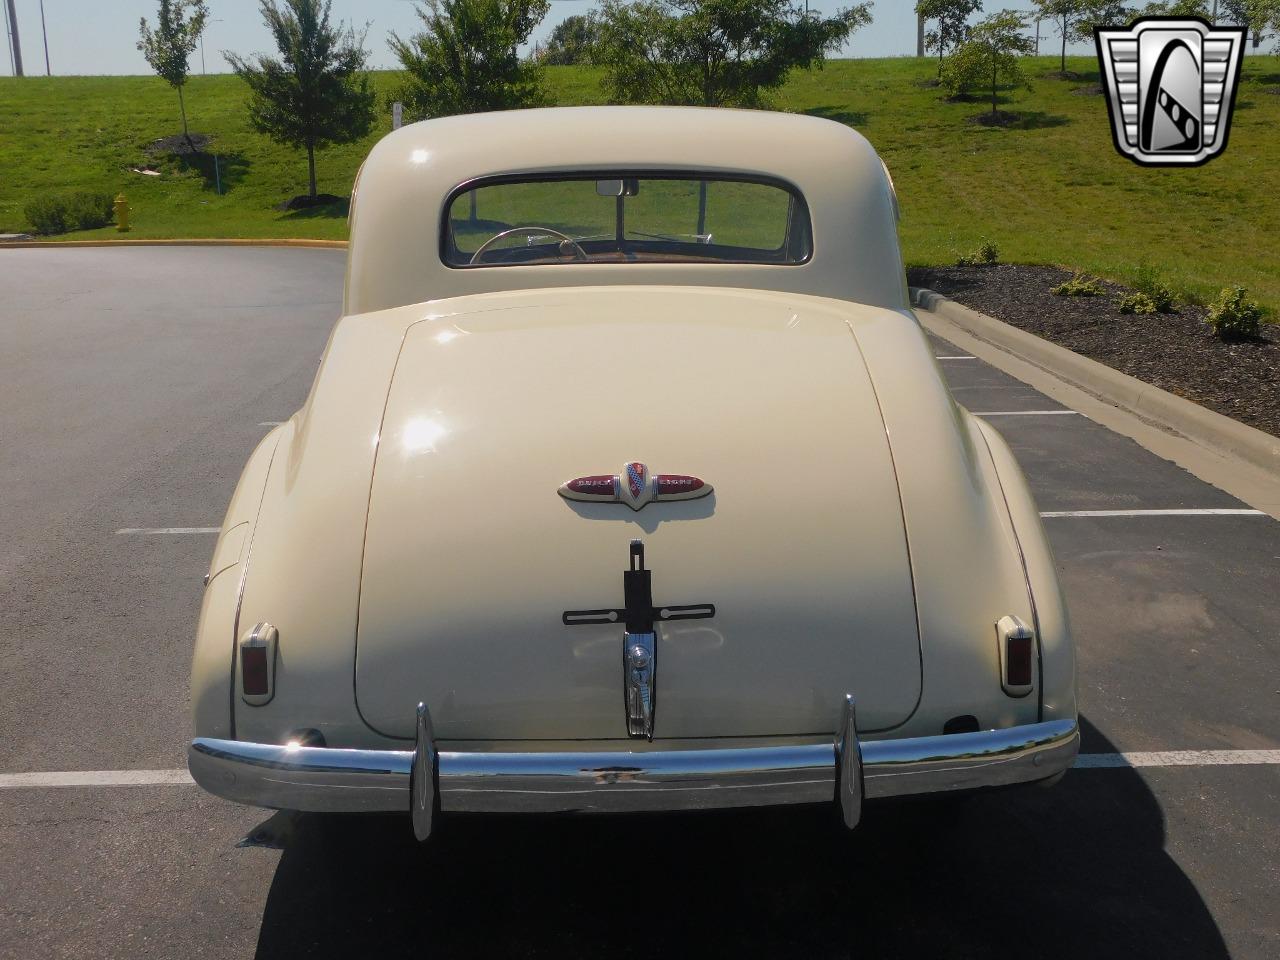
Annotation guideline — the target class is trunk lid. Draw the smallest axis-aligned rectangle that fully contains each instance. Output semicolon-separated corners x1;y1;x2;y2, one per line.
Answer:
354;288;920;740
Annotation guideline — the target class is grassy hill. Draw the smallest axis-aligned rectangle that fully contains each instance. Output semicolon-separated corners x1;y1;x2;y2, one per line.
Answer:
1;57;1277;311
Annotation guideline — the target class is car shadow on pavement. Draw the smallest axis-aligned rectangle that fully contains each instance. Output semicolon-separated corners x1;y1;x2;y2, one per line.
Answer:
252;716;1227;959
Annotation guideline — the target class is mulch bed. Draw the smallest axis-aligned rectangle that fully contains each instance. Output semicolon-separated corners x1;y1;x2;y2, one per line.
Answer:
275;193;345;211
145;132;211;156
968;111;1020;127
907;263;1280;438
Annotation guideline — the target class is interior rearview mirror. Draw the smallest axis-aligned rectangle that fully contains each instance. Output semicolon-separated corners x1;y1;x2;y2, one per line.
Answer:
596;178;640;197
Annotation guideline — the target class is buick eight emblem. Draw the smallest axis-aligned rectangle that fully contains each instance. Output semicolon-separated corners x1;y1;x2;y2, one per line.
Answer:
559;462;712;511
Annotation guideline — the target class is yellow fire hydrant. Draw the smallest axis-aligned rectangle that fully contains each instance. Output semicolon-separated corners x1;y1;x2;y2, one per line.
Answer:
114;194;131;233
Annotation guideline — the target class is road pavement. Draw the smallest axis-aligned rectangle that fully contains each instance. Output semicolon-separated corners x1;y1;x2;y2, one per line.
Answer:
0;248;1276;959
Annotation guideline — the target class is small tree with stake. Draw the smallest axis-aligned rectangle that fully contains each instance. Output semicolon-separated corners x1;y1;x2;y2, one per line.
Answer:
226;0;376;202
943;9;1034;117
138;0;209;150
916;0;984;78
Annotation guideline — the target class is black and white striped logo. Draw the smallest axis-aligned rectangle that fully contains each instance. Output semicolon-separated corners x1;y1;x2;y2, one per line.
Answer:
1096;17;1246;167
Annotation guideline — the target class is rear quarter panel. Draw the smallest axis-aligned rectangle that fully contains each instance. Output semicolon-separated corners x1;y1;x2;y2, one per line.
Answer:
974;418;1078;723
191;429;281;740
850;310;1047;737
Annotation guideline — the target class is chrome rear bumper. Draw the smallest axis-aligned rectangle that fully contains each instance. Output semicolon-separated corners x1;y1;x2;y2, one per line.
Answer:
189;700;1078;839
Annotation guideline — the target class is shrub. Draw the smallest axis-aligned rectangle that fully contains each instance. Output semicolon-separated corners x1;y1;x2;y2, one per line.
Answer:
940;40;986;99
957;238;999;266
1131;264;1178;312
1146;284;1177;313
1117;292;1157;315
66;191;115;231
24;196;71;235
1205;286;1263;341
24;191;115;235
1051;273;1104;297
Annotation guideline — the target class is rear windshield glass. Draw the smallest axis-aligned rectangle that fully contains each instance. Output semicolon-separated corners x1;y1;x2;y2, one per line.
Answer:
442;175;811;267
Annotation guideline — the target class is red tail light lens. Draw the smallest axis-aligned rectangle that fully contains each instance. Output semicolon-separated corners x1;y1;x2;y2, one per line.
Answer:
239;622;279;705
1006;634;1033;687
242;645;269;696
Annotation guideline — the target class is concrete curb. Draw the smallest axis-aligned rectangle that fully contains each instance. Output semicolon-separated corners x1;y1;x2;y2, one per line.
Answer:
0;238;348;249
912;287;1280;478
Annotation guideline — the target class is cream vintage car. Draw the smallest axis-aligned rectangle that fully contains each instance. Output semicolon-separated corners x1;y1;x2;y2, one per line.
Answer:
188;107;1078;839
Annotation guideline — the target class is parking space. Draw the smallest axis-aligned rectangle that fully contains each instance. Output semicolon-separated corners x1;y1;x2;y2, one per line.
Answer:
1;249;1277;958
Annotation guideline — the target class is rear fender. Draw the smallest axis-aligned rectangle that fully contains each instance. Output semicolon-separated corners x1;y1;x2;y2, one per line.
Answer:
190;428;283;740
973;418;1077;723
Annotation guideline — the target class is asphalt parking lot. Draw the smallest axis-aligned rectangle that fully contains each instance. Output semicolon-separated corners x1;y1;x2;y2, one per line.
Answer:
1;247;1277;959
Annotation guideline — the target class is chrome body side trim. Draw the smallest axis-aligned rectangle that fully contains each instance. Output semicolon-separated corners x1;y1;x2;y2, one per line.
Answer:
189;716;1079;818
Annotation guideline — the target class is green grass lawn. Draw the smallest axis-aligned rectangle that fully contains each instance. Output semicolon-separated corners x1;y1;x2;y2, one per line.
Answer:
1;57;1277;311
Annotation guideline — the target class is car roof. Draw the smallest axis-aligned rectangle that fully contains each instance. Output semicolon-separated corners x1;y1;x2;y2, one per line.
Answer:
344;106;906;316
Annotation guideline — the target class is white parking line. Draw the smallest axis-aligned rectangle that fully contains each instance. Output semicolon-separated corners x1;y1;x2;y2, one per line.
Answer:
0;769;196;788
4;751;1279;789
974;410;1080;417
935;355;976;360
1040;509;1266;519
116;527;220;535
1074;750;1280;768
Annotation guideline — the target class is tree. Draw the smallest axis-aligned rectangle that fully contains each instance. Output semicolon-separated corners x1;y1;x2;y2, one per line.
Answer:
389;0;550;119
226;0;376;201
137;0;209;148
590;0;873;109
1217;0;1251;23
942;9;1034;115
542;13;600;64
1220;0;1280;49
1138;0;1208;15
1076;0;1134;35
916;0;983;77
1032;0;1087;72
1221;0;1280;25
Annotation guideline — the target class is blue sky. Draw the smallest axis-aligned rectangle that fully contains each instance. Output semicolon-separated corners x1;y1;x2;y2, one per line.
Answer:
1;0;1099;77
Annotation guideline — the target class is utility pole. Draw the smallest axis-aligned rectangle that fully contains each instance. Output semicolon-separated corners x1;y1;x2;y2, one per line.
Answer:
916;12;925;57
39;0;49;75
4;0;22;76
198;19;220;75
1;0;11;75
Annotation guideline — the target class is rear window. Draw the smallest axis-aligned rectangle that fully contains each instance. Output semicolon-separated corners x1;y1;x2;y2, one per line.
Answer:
442;174;812;268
